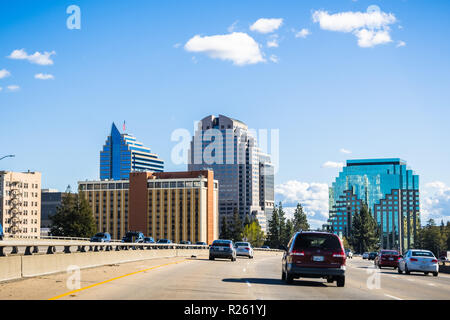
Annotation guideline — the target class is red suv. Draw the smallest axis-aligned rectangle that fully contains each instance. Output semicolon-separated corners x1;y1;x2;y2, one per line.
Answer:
281;231;346;287
374;250;400;269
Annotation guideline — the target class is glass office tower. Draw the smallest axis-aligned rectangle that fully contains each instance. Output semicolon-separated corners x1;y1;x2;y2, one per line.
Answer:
100;123;164;180
327;159;420;252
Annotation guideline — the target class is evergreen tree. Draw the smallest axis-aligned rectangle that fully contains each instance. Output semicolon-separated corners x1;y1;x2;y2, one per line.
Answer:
242;220;266;247
349;203;379;253
220;216;230;239
278;202;288;246
293;203;310;232
231;208;243;242
266;206;280;248
50;192;96;238
283;219;295;246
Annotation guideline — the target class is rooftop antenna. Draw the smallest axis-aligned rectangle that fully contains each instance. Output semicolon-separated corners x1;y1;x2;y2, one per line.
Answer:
123;120;126;133
65;184;71;193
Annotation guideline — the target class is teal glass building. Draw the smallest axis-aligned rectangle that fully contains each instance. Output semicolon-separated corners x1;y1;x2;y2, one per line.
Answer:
327;159;420;252
100;123;164;180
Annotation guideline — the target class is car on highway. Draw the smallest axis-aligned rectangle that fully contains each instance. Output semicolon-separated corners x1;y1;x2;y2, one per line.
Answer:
144;237;155;243
179;240;191;245
368;252;378;260
209;239;236;261
362;252;369;259
121;231;145;243
261;245;270;249
281;231;346;287
398;249;439;277
90;232;111;243
374;250;400;269
156;239;173;244
234;241;254;259
345;249;353;259
0;223;3;241
195;241;207;246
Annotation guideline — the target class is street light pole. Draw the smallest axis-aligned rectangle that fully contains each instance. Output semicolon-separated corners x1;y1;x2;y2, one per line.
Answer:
0;155;15;161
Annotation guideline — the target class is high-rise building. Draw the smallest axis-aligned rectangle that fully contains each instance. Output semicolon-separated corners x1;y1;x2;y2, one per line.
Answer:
188;114;274;232
41;189;66;228
100;123;164;180
78;170;219;244
0;171;41;238
327;158;420;252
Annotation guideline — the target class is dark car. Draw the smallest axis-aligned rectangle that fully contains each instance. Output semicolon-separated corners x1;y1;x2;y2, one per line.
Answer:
209;239;236;261
281;231;346;287
368;252;378;260
195;241;207;246
121;231;145;243
261;245;270;249
90;232;111;243
179;240;191;245
156;239;172;244
144;237;155;243
0;223;3;241
374;250;400;269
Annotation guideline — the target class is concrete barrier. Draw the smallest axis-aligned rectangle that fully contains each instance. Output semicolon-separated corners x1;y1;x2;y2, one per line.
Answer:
0;256;22;282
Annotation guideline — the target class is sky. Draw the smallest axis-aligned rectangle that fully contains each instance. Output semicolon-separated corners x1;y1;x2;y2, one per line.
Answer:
1;0;450;228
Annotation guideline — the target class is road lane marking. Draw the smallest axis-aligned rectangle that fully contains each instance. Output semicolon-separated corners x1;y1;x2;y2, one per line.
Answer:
48;259;190;300
384;294;403;300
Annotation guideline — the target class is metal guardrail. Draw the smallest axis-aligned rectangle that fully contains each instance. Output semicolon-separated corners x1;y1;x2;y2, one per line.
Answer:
0;241;209;257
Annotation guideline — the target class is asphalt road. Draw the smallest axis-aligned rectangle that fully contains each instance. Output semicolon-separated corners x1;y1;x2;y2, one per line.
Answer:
1;253;450;300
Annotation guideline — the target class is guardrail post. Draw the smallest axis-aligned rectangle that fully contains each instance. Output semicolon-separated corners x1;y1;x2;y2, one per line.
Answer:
115;245;121;251
105;245;111;252
77;246;86;253
0;246;6;257
33;246;39;254
24;246;33;256
11;246;18;254
64;246;71;254
47;246;56;254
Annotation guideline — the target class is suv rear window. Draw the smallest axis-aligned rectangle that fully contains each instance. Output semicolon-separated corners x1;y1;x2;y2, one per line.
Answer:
293;234;341;251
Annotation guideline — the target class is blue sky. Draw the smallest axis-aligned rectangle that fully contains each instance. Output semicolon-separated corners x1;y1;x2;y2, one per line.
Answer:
1;0;450;227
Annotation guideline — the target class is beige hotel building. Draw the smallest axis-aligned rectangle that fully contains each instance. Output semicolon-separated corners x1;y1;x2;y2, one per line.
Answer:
78;170;219;244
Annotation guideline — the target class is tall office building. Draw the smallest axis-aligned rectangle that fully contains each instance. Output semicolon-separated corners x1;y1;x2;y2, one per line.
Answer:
327;159;420;252
41;189;66;228
78;170;219;244
100;123;164;180
0;171;41;238
188;114;274;232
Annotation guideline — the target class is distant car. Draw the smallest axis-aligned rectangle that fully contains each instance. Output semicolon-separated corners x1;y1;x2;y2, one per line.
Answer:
234;242;254;259
121;231;145;243
362;252;369;259
156;239;172;244
209;239;236;261
398;249;439;276
345;249;353;259
261;245;270;249
90;232;111;243
374;250;400;269
0;223;3;241
179;240;191;245
368;252;378;260
144;237;155;243
281;231;346;287
195;241;207;246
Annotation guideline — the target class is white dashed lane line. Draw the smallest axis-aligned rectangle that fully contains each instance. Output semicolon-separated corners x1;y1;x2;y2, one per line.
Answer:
384;294;403;300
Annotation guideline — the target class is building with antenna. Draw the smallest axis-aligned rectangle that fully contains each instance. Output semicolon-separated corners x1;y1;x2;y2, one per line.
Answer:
100;123;164;180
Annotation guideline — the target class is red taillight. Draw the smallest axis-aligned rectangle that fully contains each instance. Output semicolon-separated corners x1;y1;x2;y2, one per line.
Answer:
229;244;233;249
431;259;438;263
398;257;402;260
245;247;250;251
410;258;418;262
291;250;305;256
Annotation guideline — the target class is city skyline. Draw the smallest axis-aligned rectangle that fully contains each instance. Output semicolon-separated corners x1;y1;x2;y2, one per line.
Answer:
1;0;450;228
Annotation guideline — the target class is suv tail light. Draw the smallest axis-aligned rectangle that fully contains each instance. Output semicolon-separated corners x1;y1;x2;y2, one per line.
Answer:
410;258;418;262
291;250;305;256
332;252;346;258
431;259;438;263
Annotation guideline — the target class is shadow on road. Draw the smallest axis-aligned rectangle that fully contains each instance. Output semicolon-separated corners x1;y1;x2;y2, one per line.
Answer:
222;278;328;287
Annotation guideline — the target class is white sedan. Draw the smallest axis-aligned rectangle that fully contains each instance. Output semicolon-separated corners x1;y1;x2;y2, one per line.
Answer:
234;242;254;259
362;252;369;259
398;249;439;276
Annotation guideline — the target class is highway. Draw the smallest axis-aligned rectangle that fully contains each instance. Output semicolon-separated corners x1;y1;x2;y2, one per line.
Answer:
1;252;449;300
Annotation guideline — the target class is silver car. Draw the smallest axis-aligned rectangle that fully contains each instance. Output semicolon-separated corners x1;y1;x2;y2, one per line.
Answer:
398;249;439;276
234;242;254;259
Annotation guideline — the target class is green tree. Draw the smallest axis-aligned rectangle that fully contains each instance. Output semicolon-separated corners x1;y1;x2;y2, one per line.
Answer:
50;192;96;238
293;203;310;232
266;206;281;248
342;236;353;251
283;219;295;246
220;216;231;239
417;219;446;257
230;208;243;242
242;220;266;247
349;203;379;253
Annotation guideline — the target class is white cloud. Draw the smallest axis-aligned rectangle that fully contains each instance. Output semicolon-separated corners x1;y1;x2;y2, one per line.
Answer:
228;21;239;33
7;85;20;91
34;73;54;80
8;49;56;65
269;54;279;63
421;181;450;224
396;40;406;48
0;87;2;91
0;69;11;79
321;161;344;169
267;39;279;48
339;148;352;154
250;18;283;34
173;43;182;49
276;180;330;229
295;28;311;38
312;6;397;48
184;32;265;66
